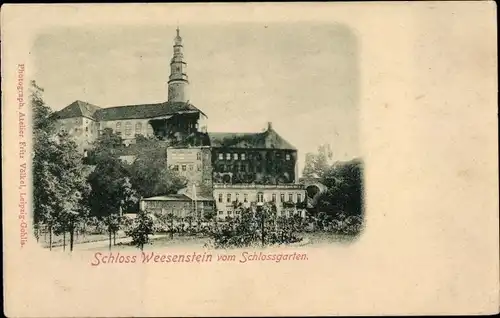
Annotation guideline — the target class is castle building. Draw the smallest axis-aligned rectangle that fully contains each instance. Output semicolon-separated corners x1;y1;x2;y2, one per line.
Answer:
53;27;207;153
54;28;306;220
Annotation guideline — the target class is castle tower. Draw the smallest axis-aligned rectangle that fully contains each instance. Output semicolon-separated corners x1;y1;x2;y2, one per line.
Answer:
168;27;189;102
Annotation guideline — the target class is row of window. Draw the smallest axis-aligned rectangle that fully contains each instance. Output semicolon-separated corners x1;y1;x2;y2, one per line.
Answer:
217;192;302;204
170;164;202;172
114;122;154;137
217;152;292;161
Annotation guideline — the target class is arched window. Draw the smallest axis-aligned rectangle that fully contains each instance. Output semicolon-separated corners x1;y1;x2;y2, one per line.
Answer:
135;122;143;135
125;122;132;136
146;124;154;136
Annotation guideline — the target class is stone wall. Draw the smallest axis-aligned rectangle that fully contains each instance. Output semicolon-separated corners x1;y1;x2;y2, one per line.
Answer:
167;147;205;187
55;116;98;152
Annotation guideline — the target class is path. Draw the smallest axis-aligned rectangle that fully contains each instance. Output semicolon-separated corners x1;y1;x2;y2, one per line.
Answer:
48;234;168;251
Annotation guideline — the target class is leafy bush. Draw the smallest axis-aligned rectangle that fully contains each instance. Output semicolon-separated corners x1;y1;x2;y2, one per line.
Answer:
125;210;154;250
206;204;304;249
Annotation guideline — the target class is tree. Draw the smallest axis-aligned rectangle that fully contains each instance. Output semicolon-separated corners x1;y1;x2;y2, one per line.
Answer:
317;158;364;234
31;81;88;251
128;142;187;198
31;80;57;246
126;210;154;251
302;144;333;179
87;128;123;164
88;152;138;250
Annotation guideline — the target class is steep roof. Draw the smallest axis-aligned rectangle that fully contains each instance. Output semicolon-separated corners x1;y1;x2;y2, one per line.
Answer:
55;100;206;121
53;100;101;120
95;101;206;121
208;128;296;150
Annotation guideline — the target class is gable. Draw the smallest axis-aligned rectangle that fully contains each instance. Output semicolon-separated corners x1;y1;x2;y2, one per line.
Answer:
53;100;100;120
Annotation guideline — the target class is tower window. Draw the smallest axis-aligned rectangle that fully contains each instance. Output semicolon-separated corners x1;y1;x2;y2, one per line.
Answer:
234;153;238;160
241;153;246;160
226;153;231;160
286;153;291;161
219;153;224;160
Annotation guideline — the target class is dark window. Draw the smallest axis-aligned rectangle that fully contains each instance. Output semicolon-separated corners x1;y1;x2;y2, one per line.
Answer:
182;165;187;171
244;194;248;202
227;193;231;203
289;194;293;202
218;194;223;203
280;193;285;202
272;194;276;202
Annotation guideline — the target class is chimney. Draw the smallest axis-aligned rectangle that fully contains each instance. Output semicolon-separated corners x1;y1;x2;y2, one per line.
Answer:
267;122;273;131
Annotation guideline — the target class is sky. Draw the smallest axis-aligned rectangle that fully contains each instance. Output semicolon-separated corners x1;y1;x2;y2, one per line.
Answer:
32;22;360;174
